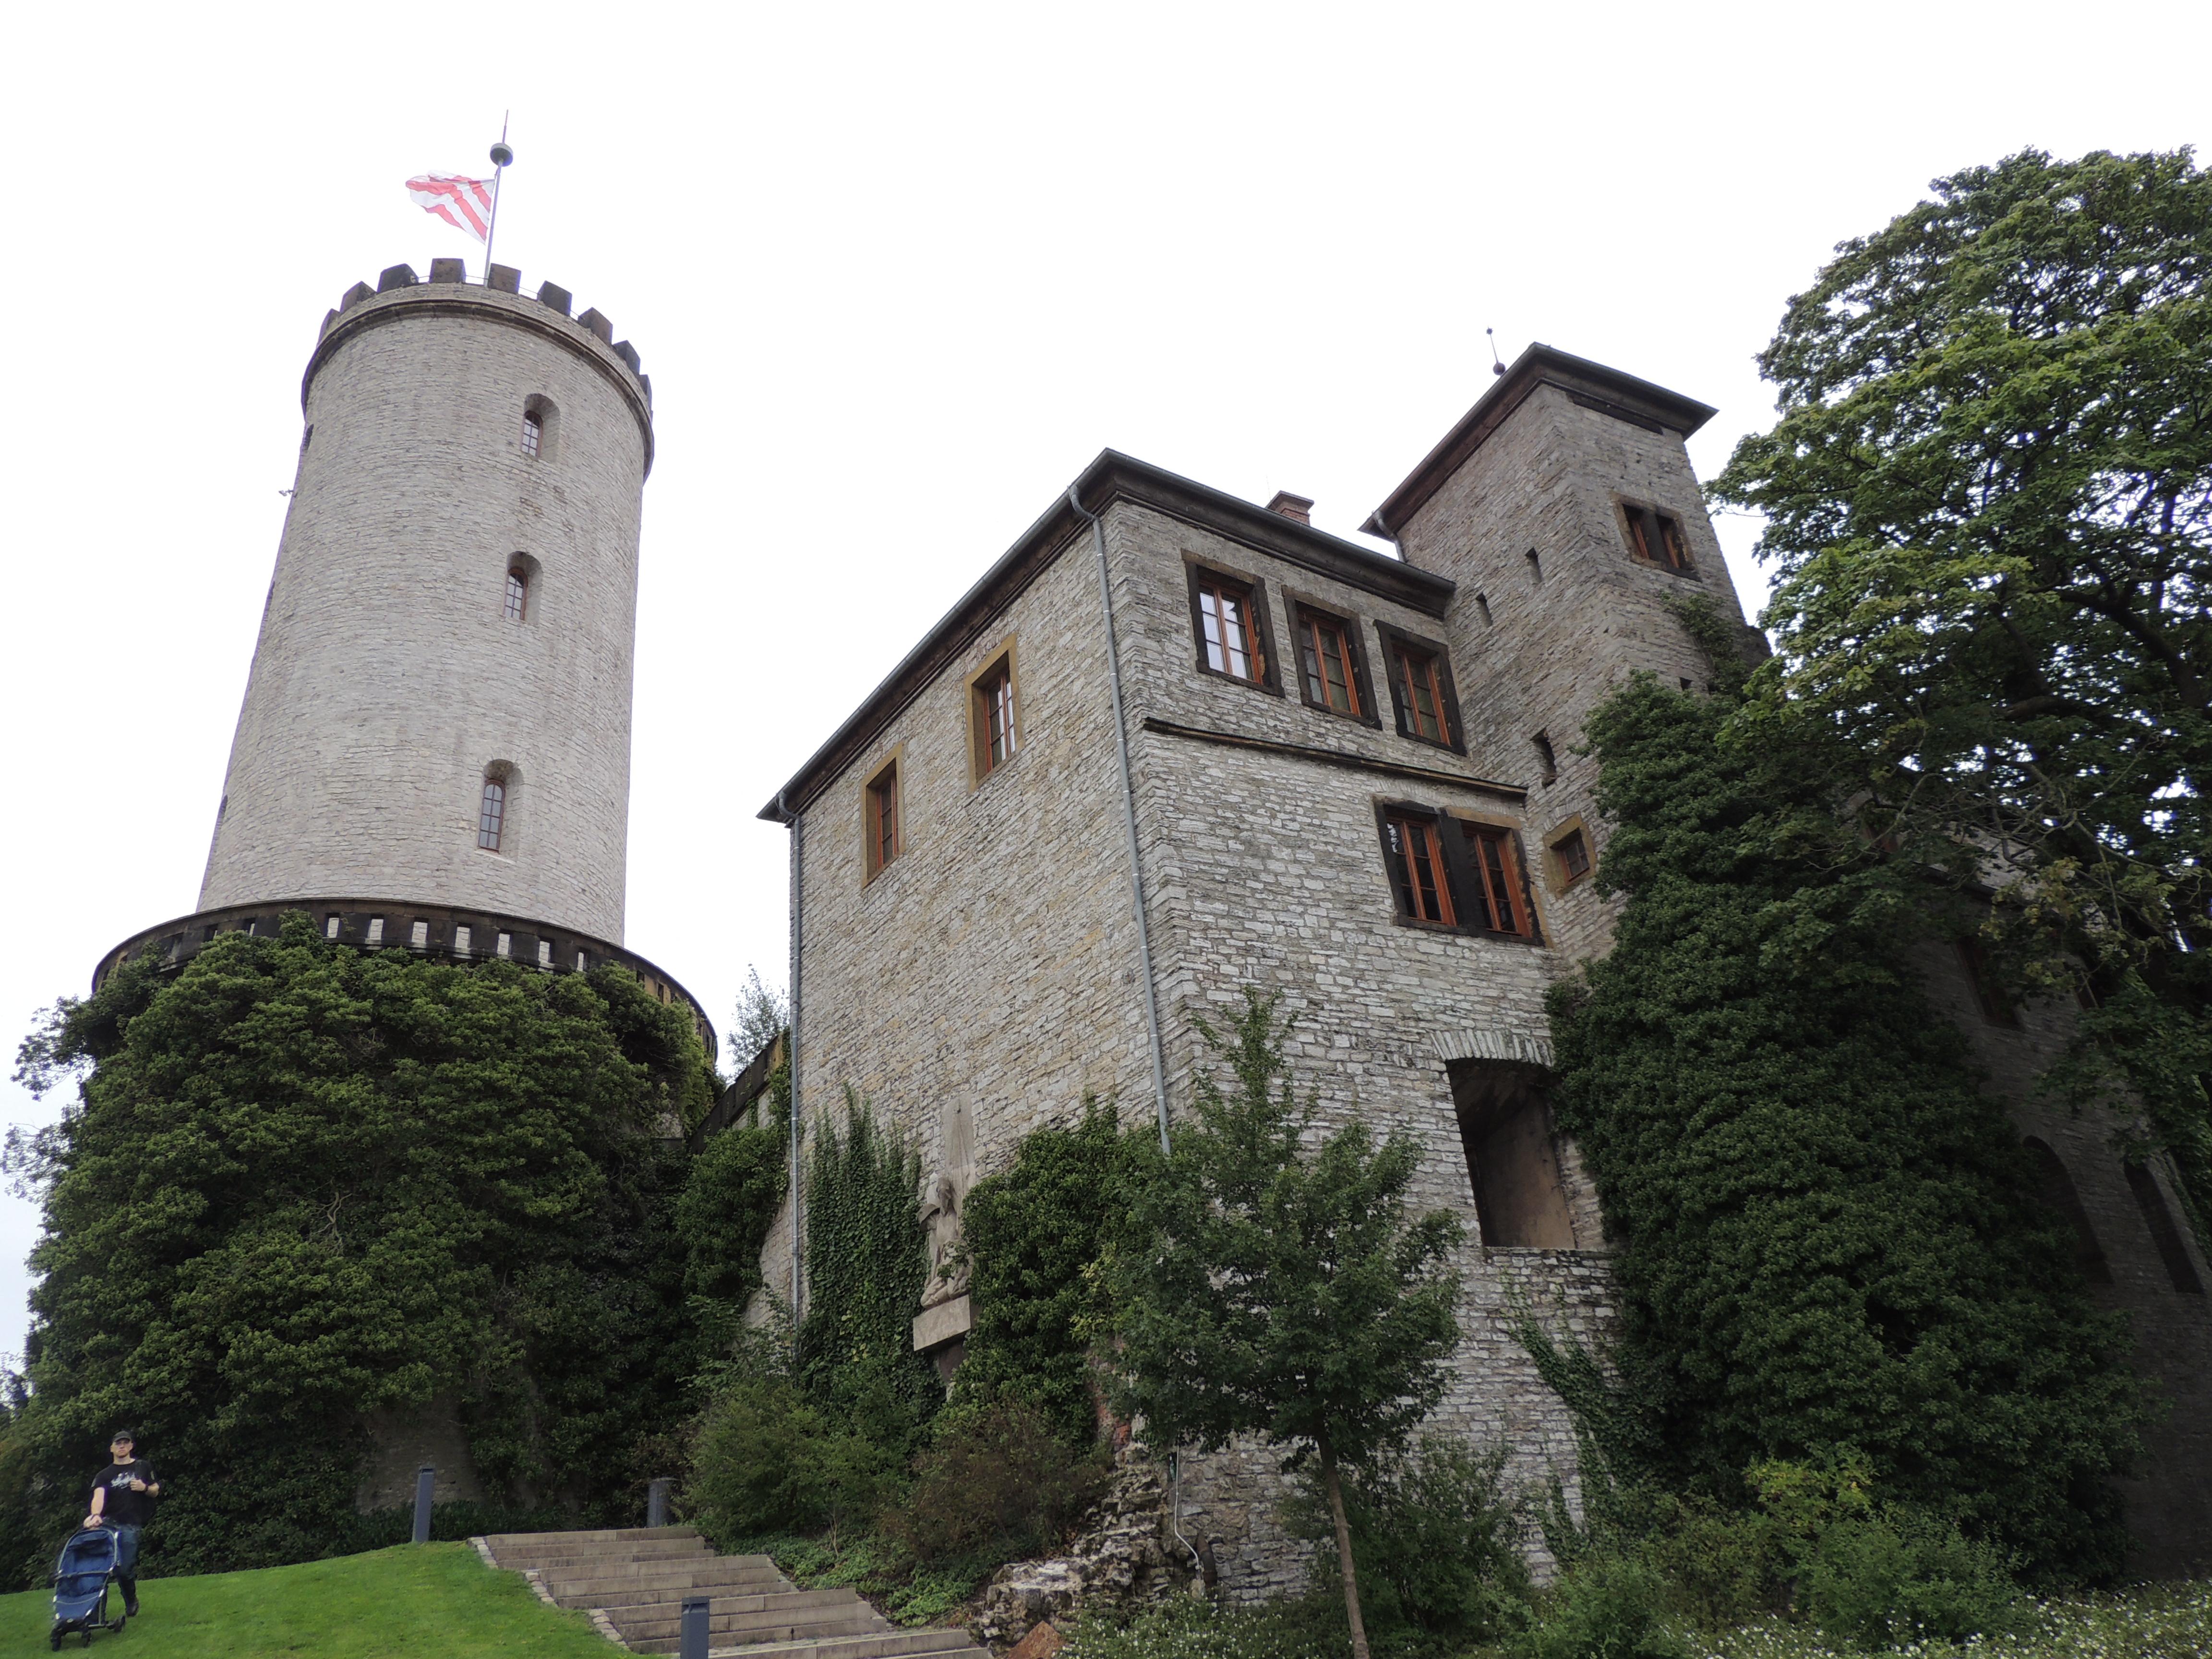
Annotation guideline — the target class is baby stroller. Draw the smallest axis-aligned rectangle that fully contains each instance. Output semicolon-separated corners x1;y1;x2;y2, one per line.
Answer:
49;1527;124;1648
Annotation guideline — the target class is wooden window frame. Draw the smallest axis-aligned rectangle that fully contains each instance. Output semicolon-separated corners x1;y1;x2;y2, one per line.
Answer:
964;639;1022;788
521;410;542;458
1618;498;1698;577
1184;558;1281;694
1545;817;1594;890
1287;594;1379;726
1377;625;1465;753
863;753;903;883
1379;808;1457;927
505;563;529;622
1375;802;1544;943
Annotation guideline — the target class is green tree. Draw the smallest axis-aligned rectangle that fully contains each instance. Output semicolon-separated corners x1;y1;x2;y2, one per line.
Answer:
1709;147;2212;1233
1544;674;2141;1582
1106;992;1463;1659
10;914;719;1578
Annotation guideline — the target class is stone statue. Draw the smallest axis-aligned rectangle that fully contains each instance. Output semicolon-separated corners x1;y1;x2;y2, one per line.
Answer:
920;1172;970;1307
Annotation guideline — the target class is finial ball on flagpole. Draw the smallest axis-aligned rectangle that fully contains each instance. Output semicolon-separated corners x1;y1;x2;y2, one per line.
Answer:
490;141;515;168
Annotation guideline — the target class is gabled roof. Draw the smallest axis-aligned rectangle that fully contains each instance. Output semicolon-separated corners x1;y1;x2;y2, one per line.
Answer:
760;449;1455;820
1363;344;1718;539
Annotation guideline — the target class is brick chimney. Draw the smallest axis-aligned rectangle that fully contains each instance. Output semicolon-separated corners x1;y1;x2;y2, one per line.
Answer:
1266;491;1314;524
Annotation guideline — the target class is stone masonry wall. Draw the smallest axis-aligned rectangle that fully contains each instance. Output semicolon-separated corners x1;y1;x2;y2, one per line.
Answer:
1395;382;1757;967
787;540;1156;1230
1098;498;1613;1597
200;282;646;942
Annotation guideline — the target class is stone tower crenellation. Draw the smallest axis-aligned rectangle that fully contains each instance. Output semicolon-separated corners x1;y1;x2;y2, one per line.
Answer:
97;258;712;1058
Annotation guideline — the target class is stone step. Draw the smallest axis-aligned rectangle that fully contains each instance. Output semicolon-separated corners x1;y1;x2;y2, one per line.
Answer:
536;1554;780;1583
497;1541;720;1574
594;1587;867;1620
492;1534;713;1560
486;1526;700;1550
707;1633;985;1659
548;1564;792;1601
615;1605;890;1651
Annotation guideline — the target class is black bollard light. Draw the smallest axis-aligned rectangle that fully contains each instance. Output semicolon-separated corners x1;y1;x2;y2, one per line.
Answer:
412;1465;436;1544
647;1478;672;1528
679;1595;709;1659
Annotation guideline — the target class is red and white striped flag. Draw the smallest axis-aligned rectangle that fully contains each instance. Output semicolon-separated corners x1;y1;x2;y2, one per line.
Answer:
406;173;495;242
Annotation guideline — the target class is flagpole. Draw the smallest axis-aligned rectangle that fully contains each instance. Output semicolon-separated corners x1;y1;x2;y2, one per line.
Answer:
483;113;513;277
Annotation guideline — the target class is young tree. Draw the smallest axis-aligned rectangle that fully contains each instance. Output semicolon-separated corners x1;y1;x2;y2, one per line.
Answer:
1106;992;1462;1659
1710;147;2212;1230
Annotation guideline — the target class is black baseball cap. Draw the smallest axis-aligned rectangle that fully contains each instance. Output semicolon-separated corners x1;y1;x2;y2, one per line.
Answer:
108;1430;137;1444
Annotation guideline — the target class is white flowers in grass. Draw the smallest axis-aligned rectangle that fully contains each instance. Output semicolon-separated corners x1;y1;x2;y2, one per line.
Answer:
1059;1582;2212;1659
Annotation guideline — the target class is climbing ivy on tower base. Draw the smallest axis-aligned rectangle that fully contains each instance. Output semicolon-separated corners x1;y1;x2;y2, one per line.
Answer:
1543;675;2140;1585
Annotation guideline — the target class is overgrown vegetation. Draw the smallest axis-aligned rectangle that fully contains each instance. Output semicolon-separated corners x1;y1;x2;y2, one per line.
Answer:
3;919;776;1585
952;1095;1131;1446
1708;146;2212;1242
1540;671;2141;1583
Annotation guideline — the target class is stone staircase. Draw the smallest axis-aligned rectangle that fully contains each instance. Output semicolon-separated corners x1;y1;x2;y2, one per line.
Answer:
480;1527;987;1658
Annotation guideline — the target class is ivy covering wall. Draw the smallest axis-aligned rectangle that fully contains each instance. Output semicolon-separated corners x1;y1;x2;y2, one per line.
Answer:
1543;671;2143;1583
5;914;772;1583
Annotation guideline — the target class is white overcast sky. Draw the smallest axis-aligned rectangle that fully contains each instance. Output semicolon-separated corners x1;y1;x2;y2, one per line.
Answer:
1;1;2205;1367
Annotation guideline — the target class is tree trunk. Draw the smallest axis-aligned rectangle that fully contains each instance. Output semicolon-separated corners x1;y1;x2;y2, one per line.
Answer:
1318;1435;1370;1659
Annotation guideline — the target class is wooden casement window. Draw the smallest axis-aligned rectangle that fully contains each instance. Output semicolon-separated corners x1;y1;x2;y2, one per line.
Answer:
971;656;1017;780
505;563;529;621
521;410;542;458
1382;813;1456;925
1193;571;1267;685
1297;607;1366;718
478;779;505;851
865;762;902;879
1623;504;1693;571
1382;631;1459;749
1378;806;1541;940
1461;822;1536;937
1553;826;1592;886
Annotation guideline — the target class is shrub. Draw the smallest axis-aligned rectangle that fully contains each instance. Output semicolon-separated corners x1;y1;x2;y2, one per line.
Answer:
1291;1435;1532;1652
1804;1508;2021;1647
886;1397;1110;1564
1514;1553;1687;1659
685;1336;902;1539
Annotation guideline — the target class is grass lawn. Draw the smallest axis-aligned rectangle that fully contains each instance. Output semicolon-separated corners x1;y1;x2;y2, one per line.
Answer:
0;1542;613;1657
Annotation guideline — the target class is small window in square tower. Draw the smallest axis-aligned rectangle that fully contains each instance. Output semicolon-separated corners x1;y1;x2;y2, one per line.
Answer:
865;760;902;880
1624;505;1694;571
521;410;542;458
1446;1059;1578;1248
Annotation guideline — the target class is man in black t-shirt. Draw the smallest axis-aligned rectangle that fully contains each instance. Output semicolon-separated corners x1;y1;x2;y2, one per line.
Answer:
82;1431;159;1618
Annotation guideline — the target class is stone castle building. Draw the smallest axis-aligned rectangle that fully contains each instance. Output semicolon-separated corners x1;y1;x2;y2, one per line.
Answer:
92;257;715;1506
759;345;2212;1582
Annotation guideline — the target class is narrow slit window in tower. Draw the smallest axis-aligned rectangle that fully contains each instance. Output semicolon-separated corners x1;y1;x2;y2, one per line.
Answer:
521;410;542;458
505;564;529;621
479;779;506;851
973;657;1017;780
1532;731;1558;784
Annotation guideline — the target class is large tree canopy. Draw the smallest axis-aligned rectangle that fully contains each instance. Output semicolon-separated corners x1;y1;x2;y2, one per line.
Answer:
8;916;749;1579
1711;146;2212;1227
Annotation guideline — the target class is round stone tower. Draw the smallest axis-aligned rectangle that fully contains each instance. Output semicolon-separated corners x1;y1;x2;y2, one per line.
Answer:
98;259;711;1058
